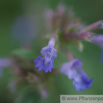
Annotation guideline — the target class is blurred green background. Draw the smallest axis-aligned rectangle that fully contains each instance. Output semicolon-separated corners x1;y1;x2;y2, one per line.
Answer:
0;0;103;103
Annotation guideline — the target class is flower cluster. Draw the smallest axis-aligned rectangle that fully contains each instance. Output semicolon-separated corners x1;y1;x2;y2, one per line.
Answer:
33;4;103;92
1;4;103;99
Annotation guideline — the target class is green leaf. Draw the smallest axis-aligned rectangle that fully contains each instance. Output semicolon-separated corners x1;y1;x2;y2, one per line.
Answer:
11;49;35;59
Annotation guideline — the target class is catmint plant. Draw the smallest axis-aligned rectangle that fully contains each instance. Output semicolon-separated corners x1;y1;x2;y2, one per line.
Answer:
2;4;103;99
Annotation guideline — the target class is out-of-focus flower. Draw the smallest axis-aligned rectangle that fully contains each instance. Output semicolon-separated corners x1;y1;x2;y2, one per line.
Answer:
80;20;103;32
91;35;103;62
44;4;64;32
0;58;11;77
40;86;48;98
90;35;103;47
44;4;103;54
34;38;57;73
12;15;36;45
61;59;93;91
74;32;94;41
98;23;103;29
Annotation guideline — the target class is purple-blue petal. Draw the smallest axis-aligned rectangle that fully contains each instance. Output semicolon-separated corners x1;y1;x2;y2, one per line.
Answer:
61;59;93;91
73;77;93;92
34;56;54;73
40;45;57;59
73;68;93;91
90;35;103;47
34;56;42;63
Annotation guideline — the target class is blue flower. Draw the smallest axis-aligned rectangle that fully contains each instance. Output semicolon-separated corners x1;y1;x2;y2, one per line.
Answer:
34;38;57;73
61;59;93;91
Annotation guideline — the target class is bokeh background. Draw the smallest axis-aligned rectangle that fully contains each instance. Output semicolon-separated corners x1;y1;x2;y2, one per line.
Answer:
0;0;103;103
